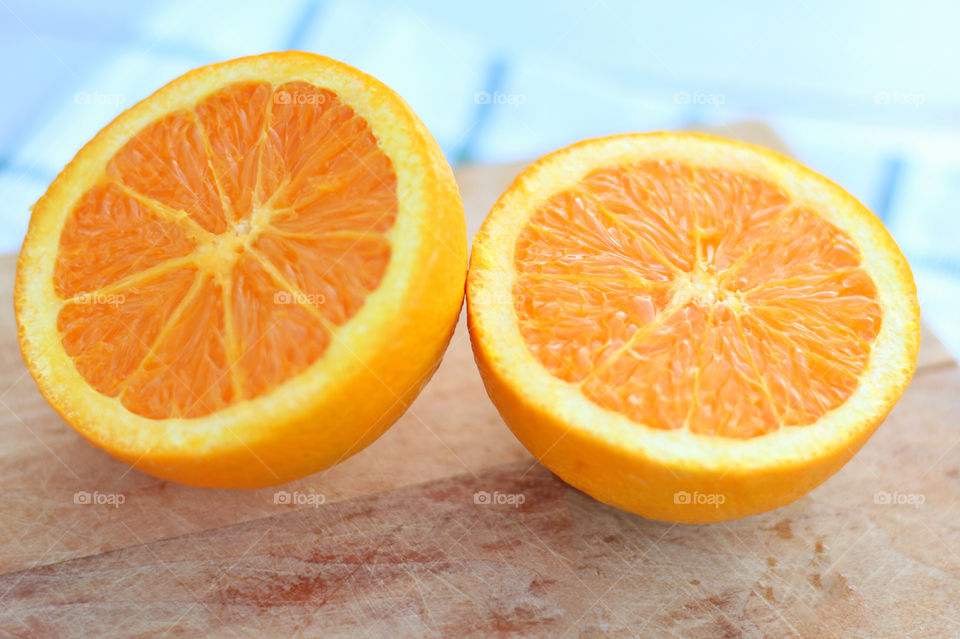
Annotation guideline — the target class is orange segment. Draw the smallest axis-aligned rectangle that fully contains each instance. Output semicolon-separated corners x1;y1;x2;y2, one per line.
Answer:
581;303;708;431
579;162;696;272
106;110;228;233
514;275;667;383
253;233;391;326
120;274;234;419
193;82;272;221
53;182;196;298
728;205;863;288
261;82;388;212
685;305;779;438
17;52;467;488
229;253;331;401
57;267;198;398
738;313;860;427
515;189;673;282
468;132;919;523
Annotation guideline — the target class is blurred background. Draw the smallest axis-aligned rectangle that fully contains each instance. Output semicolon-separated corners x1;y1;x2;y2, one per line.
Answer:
1;0;958;354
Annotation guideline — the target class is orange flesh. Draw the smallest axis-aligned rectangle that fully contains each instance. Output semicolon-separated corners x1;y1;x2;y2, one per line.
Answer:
55;81;397;419
513;161;882;438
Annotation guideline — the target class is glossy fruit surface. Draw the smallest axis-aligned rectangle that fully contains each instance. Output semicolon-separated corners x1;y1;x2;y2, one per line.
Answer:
468;132;919;522
17;52;467;488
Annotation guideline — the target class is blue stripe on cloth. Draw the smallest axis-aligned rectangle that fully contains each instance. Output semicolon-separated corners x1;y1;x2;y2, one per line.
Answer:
874;154;904;223
285;0;326;50
453;56;507;165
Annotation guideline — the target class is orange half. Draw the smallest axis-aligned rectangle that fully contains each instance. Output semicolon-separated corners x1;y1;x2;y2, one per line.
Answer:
16;52;467;488
468;132;919;523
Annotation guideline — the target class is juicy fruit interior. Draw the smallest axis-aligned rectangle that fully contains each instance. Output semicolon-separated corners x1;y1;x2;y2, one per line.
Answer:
55;81;397;419
513;161;882;438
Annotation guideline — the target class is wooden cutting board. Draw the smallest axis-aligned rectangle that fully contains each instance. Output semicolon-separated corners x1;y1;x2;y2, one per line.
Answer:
1;124;958;638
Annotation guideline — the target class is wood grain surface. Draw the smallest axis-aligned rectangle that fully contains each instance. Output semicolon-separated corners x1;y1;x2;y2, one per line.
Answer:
1;125;958;638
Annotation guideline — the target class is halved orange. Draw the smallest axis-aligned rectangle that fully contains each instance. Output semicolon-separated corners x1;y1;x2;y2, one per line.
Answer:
468;132;919;523
16;52;467;488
